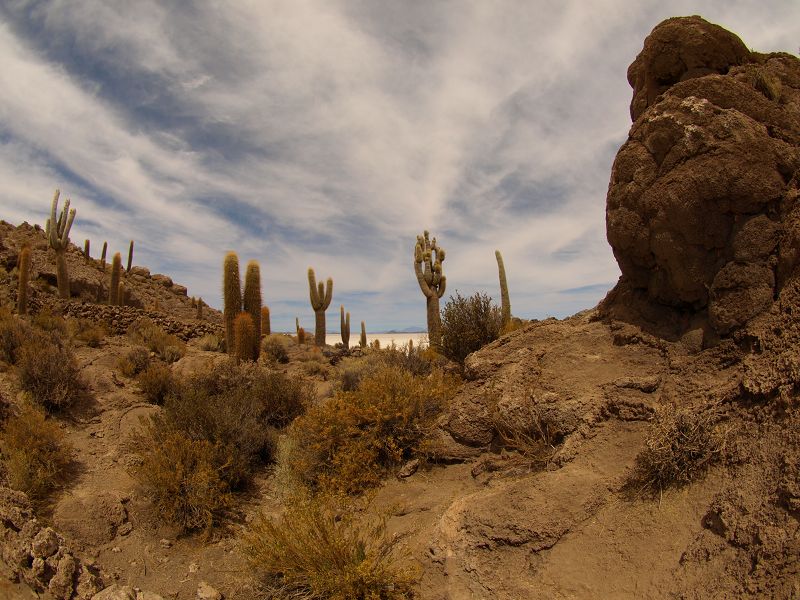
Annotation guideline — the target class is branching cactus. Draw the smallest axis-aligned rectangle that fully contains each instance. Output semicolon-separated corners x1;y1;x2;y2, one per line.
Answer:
414;230;446;350
243;261;262;360
495;250;511;329
17;246;31;315
340;305;350;349
109;252;122;305
45;189;76;299
308;268;333;346
223;252;242;356
360;321;367;348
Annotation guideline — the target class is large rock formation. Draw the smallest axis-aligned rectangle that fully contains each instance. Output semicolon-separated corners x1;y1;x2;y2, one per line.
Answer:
602;15;800;342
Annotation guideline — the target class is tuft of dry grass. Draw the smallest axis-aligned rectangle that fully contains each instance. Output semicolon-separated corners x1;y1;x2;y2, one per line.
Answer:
136;362;176;405
68;318;107;347
284;365;458;496
262;334;290;364
0;403;73;501
117;346;151;378
127;318;185;363
0;309;29;364
629;404;732;494
241;495;415;600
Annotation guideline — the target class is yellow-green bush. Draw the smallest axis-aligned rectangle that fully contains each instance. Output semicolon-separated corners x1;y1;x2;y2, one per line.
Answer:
440;291;502;364
262;334;289;364
127;318;185;363
117;346;151;378
285;365;457;495
136;362;175;405
242;496;414;600
16;330;87;411
0;404;73;501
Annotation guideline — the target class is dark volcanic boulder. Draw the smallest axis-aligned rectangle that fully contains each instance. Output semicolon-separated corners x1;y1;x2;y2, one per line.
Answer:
603;16;800;340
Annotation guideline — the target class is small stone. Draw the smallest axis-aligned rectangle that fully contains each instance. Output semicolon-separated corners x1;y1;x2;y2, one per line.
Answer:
91;584;137;600
196;581;223;600
159;538;172;549
111;546;121;553
397;458;420;479
118;522;133;536
31;527;60;558
188;561;199;573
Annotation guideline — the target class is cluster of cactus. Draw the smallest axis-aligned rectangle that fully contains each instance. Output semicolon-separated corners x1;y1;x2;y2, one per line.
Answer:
45;190;76;299
413;231;446;350
307;268;333;346
224;252;263;361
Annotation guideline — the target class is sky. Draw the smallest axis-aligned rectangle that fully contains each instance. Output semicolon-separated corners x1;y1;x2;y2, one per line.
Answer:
0;1;797;332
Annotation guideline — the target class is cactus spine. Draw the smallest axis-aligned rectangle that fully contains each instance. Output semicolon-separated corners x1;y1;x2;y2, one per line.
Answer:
223;252;242;356
17;246;30;315
340;305;350;349
126;240;134;273
100;242;107;270
495;250;511;329
261;306;271;336
109;252;122;305
84;239;90;259
360;321;367;348
233;312;256;362
243;260;262;360
307;267;333;346
414;230;446;351
45;189;76;299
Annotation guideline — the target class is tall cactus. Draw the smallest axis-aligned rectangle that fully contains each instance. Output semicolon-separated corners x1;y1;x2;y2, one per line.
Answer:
495;250;511;329
360;321;367;348
84;239;90;260
100;241;107;270
340;305;350;349
126;240;134;273
109;252;122;305
223;252;242;356
17;246;31;315
243;260;262;360
307;267;333;346
196;297;203;320
261;306;271;336
234;312;256;362
414;230;446;350
45;189;76;299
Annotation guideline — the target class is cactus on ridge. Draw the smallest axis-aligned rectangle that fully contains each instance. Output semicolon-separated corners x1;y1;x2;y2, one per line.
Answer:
298;327;306;345
360;321;367;348
109;252;122;305
84;239;90;260
340;305;350;349
495;250;511;330
243;260;262;360
307;267;333;346
17;246;31;315
196;297;204;320
100;242;108;270
127;240;134;273
223;252;242;356
45;189;76;299
413;230;446;350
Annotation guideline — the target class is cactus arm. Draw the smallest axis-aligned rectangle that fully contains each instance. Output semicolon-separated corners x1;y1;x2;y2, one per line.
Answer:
414;245;434;298
308;268;320;309
437;274;447;299
323;278;333;309
60;207;75;248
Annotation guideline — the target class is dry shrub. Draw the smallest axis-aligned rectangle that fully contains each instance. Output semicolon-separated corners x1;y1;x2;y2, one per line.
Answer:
132;360;312;530
489;405;557;473
136;362;175;405
198;333;224;352
117;346;151;378
629;405;731;494
286;365;457;495
127;318;185;362
440;291;501;364
0;309;29;364
262;335;290;364
336;343;437;393
132;427;233;534
0;404;73;501
242;496;414;600
31;310;68;335
68;318;106;347
16;330;86;411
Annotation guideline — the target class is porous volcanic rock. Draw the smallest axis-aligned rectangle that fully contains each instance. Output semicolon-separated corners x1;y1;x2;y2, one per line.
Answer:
603;15;800;341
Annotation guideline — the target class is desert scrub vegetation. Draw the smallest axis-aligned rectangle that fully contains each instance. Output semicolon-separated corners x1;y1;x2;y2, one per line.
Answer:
242;495;414;599
283;364;458;496
198;333;224;352
67;317;106;347
628;404;732;494
136;361;175;405
127;317;185;362
0;307;29;364
440;291;501;364
116;346;151;378
335;343;437;392
16;329;86;411
262;334;290;364
132;360;312;532
0;403;72;502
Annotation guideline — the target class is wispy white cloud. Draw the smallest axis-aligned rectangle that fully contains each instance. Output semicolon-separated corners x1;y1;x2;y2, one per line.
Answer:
0;1;797;330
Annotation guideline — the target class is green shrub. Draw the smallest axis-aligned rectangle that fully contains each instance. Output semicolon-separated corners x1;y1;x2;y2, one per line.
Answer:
0;404;73;501
262;334;289;364
16;330;86;411
285;365;457;495
242;496;414;599
117;346;151;378
132;428;233;534
440;291;501;364
136;362;175;405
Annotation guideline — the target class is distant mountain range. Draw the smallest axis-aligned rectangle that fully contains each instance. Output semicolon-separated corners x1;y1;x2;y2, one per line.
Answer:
384;327;426;333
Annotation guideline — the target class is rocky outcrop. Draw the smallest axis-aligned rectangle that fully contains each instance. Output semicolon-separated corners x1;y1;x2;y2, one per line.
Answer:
603;16;800;341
